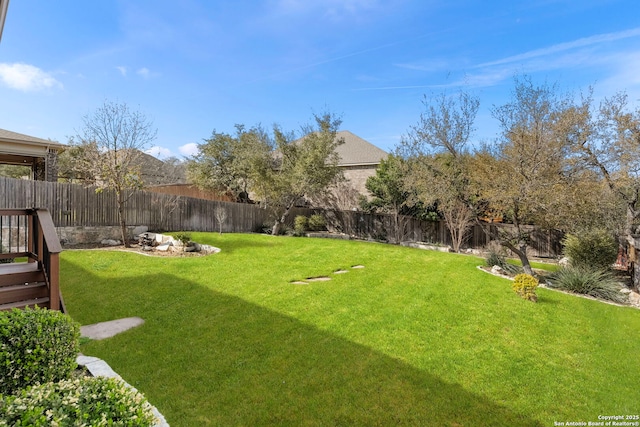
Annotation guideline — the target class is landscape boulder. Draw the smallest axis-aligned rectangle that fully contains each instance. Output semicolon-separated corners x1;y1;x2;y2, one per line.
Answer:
100;239;120;246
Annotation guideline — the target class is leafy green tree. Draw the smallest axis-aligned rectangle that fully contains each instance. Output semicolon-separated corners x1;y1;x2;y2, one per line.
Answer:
189;112;344;235
563;90;640;285
71;101;157;247
0;164;31;179
254;112;344;235
362;154;412;242
187;125;271;202
474;76;575;274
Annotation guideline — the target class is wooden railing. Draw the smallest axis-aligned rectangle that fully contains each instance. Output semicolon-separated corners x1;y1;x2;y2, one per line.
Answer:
0;208;63;311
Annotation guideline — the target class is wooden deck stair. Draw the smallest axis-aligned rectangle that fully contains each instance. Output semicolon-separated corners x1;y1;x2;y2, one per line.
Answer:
0;262;50;310
0;209;63;312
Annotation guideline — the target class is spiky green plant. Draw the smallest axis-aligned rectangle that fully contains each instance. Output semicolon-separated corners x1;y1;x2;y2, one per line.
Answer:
548;266;626;303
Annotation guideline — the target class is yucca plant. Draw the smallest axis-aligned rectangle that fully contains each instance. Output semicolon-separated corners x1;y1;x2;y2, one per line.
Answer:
548;266;626;303
485;248;521;275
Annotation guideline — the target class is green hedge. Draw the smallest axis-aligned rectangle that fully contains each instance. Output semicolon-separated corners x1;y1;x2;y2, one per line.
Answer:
0;307;80;396
563;229;618;271
0;377;157;426
308;214;326;231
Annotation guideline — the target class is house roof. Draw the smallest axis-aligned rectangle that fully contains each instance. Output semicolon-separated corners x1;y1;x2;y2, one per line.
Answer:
0;128;64;163
135;150;187;185
334;130;388;167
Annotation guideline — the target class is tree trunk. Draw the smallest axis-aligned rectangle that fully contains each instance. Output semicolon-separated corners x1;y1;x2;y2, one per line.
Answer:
116;190;130;248
476;220;534;275
503;241;533;276
625;204;639;291
272;204;294;235
393;210;401;244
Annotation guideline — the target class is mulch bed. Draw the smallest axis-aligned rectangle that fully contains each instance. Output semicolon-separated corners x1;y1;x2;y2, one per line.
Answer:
62;243;207;257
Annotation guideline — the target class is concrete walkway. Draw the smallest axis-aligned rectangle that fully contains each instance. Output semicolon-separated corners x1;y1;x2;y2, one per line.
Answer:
80;317;144;340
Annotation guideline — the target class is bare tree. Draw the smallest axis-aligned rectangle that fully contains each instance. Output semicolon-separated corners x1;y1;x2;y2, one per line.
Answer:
214;206;228;234
152;193;182;232
73;101;157;247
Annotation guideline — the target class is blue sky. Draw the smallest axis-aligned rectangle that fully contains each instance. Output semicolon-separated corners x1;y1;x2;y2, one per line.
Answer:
1;0;639;159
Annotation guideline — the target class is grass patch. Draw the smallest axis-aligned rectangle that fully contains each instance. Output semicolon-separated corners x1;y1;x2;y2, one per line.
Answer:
506;258;560;272
61;233;640;426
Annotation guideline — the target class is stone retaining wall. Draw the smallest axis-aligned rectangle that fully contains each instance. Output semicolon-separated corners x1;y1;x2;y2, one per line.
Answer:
57;225;149;245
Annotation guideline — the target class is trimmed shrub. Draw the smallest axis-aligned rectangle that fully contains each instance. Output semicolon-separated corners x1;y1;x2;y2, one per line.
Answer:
0;307;80;395
512;273;539;302
563;229;618;271
548;266;626;303
485;249;521;275
307;214;326;231
294;215;308;236
0;377;157;426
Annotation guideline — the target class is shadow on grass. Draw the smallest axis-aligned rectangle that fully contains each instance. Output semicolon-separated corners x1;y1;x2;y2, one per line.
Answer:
62;258;542;427
189;232;281;254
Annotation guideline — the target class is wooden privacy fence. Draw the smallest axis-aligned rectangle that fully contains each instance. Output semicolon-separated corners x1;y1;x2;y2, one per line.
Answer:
292;208;563;258
0;177;268;233
0;177;562;256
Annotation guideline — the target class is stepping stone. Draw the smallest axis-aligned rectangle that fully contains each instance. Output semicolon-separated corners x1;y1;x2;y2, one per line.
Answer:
307;276;331;282
291;281;309;285
351;265;365;269
80;317;145;340
333;270;349;274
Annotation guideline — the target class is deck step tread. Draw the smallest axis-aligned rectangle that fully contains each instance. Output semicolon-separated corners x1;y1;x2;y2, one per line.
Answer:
0;297;50;311
0;282;48;305
0;262;44;287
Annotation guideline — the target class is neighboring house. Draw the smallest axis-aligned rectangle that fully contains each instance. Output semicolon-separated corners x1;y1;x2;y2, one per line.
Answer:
135;151;187;186
286;130;388;210
333;130;388;197
0;128;65;181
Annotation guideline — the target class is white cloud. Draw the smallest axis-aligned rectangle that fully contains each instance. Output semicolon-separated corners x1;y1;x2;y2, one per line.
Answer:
137;67;150;78
0;63;63;92
145;146;173;159
179;143;199;157
116;66;127;76
476;28;640;69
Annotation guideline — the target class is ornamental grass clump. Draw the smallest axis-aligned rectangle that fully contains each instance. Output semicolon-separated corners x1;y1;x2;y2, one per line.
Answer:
512;273;539;302
548;266;626;303
0;377;157;427
0;307;80;395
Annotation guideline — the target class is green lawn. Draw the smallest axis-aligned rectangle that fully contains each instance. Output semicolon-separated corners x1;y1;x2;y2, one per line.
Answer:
61;233;640;426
